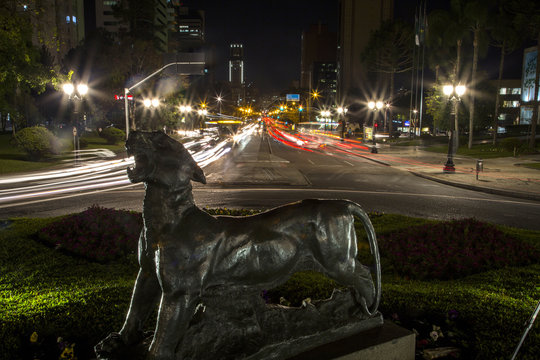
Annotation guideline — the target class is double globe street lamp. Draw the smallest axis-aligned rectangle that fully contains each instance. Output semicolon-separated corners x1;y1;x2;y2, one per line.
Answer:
337;106;348;140
63;82;89;165
442;84;466;173
367;100;385;153
143;98;160;108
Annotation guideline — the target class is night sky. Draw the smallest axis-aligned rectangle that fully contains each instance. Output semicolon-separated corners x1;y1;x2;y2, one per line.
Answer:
185;0;526;95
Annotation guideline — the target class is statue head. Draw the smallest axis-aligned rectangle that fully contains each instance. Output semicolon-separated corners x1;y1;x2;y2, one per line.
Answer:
125;131;206;189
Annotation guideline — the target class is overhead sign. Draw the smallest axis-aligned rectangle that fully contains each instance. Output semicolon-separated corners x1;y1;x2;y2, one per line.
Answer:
286;94;300;102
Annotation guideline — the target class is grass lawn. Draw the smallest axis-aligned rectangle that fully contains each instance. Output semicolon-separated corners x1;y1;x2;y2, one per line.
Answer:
0;133;125;176
519;162;540;170
0;211;538;360
425;142;531;159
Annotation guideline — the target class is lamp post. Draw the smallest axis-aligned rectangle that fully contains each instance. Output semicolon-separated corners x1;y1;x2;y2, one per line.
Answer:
308;90;320;121
384;103;390;133
143;98;160;108
442;84;466;173
320;110;331;132
63;82;89;165
179;105;192;132
337;106;348;140
216;96;223;114
368;100;383;153
197;108;208;133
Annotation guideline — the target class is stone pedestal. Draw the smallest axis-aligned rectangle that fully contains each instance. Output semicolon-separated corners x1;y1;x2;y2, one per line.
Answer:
287;321;415;360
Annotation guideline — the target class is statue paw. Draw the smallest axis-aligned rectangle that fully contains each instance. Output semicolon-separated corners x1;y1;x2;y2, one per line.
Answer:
94;332;128;360
95;331;151;360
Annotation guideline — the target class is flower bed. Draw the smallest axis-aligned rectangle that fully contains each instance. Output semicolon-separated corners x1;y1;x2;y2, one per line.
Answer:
37;205;142;263
377;218;538;280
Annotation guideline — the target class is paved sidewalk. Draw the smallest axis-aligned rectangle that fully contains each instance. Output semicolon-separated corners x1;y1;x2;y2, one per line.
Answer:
367;144;540;202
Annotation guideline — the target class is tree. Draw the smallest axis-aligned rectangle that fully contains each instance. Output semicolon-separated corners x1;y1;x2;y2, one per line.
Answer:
463;0;493;149
490;0;521;144
508;0;540;150
361;20;414;103
0;4;62;133
427;1;469;149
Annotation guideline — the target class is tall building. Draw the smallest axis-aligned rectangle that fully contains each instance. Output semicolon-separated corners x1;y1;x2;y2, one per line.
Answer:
87;0;169;52
91;0;126;36
170;5;205;52
300;23;337;105
229;44;245;104
14;0;85;66
229;44;244;85
337;0;393;100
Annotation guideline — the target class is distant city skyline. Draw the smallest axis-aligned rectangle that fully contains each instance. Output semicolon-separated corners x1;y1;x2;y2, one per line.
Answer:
190;0;527;95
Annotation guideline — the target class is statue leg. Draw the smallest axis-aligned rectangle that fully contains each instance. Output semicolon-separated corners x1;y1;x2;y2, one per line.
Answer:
147;293;198;360
119;267;161;345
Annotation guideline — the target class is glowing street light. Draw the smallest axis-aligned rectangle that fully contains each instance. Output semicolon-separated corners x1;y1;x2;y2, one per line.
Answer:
216;96;223;114
63;83;74;96
143;98;159;108
62;82;90;165
368;100;386;153
442;83;467;173
77;84;88;96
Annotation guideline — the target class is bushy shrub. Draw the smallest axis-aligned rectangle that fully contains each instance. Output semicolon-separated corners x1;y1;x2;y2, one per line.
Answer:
13;126;58;160
378;218;538;280
500;137;526;154
37;205;142;263
100;127;125;145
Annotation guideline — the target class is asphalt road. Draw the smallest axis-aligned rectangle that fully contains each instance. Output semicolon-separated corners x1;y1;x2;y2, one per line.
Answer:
1;132;540;230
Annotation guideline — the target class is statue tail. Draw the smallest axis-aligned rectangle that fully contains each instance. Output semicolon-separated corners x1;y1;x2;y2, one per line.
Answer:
347;201;381;316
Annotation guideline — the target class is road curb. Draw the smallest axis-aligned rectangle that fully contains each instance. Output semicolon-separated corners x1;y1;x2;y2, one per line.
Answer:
410;171;540;202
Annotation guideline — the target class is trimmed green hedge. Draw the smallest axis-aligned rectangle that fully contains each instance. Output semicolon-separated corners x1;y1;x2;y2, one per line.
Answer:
0;212;538;360
13;126;59;160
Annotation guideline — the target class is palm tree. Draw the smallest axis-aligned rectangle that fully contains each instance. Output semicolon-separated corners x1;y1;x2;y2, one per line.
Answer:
427;1;469;150
463;0;493;149
490;1;521;145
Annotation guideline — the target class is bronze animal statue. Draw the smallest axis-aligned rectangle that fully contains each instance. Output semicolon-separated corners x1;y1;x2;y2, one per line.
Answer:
95;131;381;360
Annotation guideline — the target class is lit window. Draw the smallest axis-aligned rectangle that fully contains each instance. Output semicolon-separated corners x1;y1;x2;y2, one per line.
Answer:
66;16;70;23
512;88;521;95
503;100;520;108
499;88;507;95
72;16;77;23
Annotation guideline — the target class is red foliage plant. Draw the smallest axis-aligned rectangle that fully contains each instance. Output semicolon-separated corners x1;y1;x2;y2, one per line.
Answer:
377;218;538;280
39;205;142;263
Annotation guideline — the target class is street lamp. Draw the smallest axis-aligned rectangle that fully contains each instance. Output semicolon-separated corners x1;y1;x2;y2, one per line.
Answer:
367;100;383;153
216;96;223;114
383;103;391;133
197;109;208;132
442;84;466;173
143;98;160;108
63;82;89;165
179;105;192;132
337;106;348;140
320;109;331;132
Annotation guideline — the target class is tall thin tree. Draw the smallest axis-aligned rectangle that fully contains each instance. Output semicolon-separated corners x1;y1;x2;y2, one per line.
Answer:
464;0;492;149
